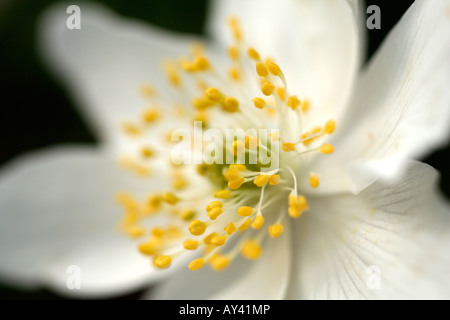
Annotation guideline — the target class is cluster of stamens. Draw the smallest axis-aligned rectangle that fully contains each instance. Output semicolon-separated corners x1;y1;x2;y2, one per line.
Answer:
116;17;336;271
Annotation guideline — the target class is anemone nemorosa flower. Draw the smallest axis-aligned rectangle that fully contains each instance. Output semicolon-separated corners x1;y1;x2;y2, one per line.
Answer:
0;0;450;299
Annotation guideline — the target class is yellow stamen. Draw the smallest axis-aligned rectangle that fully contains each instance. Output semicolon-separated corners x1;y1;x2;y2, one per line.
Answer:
161;192;179;205
269;224;284;238
180;208;196;221
238;218;252;231
267;61;282;76
238;206;253;216
154;255;172;269
241;239;262;260
222;97;239;113
229;140;245;156
253;174;270;187
207;207;223;220
188;258;204;271
183;239;199;250
282;142;296;152
203;232;218;245
287;95;301;110
228;67;241;81
256;62;268;77
319;143;334;154
211;235;227;247
247;47;260;61
138;238;160;255
251;215;265;230
205;87;223;102
261;80;275;96
245;135;259;149
276;87;286;101
309;172;320;188
213;189;231;199
269;175;280;185
228;45;240;60
189;220;207;236
141;146;154;158
224;222;237;235
324;120;336;134
210;254;231;271
252;97;266;109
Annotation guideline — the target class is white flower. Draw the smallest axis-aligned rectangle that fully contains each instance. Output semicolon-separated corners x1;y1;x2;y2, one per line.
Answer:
1;0;450;299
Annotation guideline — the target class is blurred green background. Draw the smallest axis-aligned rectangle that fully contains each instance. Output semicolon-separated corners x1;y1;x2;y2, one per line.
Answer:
0;0;447;299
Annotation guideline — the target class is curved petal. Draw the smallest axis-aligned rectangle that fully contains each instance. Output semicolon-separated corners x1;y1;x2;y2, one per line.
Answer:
0;146;170;298
146;225;291;300
331;0;450;192
37;2;205;144
288;161;450;299
207;0;365;124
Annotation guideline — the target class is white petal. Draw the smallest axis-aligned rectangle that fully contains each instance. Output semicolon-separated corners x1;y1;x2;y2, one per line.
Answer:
0;147;170;298
146;225;291;300
288;161;450;299
332;0;450;192
38;3;204;144
207;0;364;123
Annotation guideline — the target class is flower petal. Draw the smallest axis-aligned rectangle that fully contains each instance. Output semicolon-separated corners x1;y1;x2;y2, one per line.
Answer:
207;0;365;123
333;0;450;192
288;161;450;299
146;225;291;300
0;147;170;298
38;3;204;144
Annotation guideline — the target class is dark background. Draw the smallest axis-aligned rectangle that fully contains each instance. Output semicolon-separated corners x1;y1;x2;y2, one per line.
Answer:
0;0;448;299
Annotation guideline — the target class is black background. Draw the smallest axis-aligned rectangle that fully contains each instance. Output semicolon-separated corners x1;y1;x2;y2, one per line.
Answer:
0;0;448;299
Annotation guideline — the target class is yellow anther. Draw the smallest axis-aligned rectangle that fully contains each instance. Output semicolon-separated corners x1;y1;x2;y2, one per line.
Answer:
309;172;320;188
225;167;241;181
206;200;223;212
228;45;240;60
188;258;204;271
142;108;160;123
224;222;237;235
197;164;209;175
138;238;160;255
210;254;231;271
238;206;253;216
116;192;138;210
261;80;275;96
253;174;270;187
205;87;223;102
183;239;199;250
247;47;260;61
228;16;242;41
194;55;210;71
122;122;141;136
228;67;241;81
222;97;239;113
270;131;280;142
238;218;252;231
267;61;282;76
301;99;310;112
173;177;187;190
241;239;262;260
251;215;265;230
126;225;145;238
152;227;165;238
189;220;207;236
288;195;309;218
153;255;172;269
252;97;266;109
192;96;214;110
207;207;223;220
282;142;296;152
141;146;154;158
256;62;268;77
213;189;231;199
193;111;208;124
245;135;259;150
147;194;161;209
319;143;334;154
203;232;218;245
228;177;245;190
164;62;181;87
229;140;245;156
211;235;227;247
324;119;336;134
180;208;196;221
269;224;284;238
287;95;301;110
140;84;156;98
276;87;286;101
230;164;247;171
269;175;281;185
161;192;179;205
